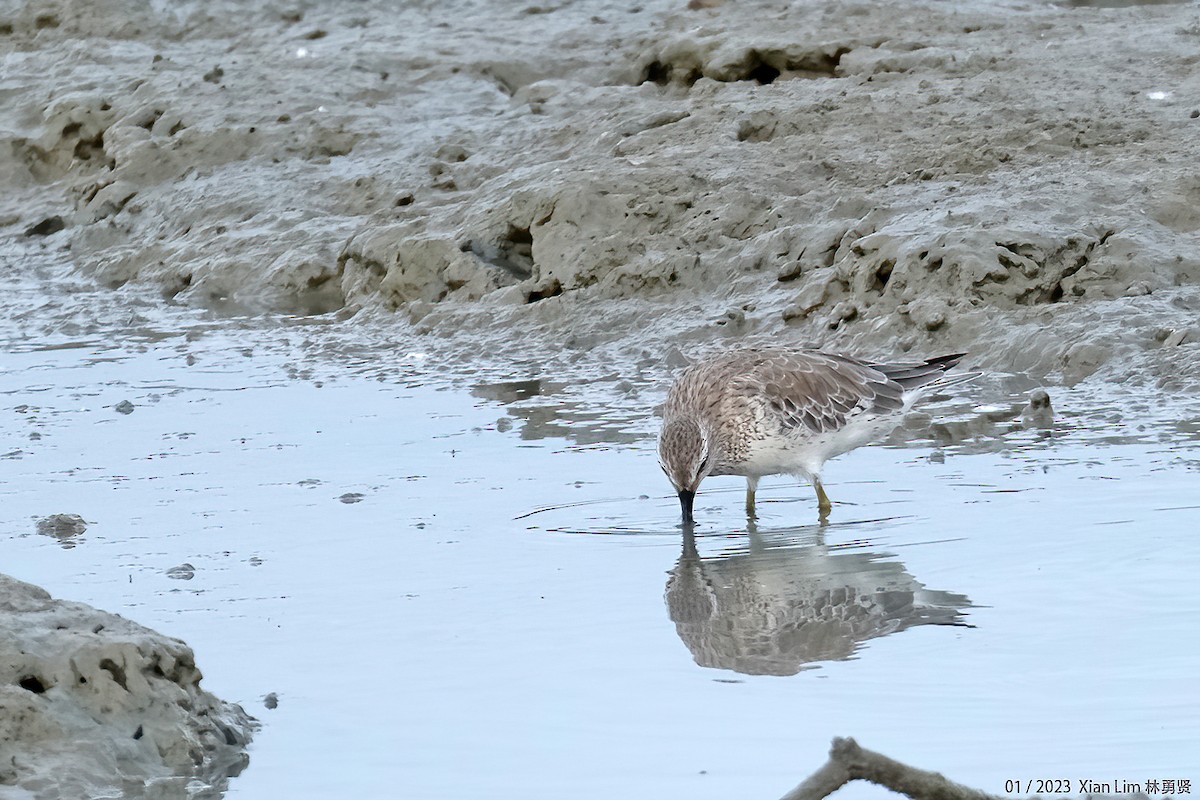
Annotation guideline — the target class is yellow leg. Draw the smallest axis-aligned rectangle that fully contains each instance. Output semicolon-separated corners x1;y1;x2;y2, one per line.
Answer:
745;477;759;518
814;477;832;520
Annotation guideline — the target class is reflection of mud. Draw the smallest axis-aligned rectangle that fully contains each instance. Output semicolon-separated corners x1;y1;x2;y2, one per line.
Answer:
472;379;647;445
472;379;564;405
881;389;1057;454
665;530;971;676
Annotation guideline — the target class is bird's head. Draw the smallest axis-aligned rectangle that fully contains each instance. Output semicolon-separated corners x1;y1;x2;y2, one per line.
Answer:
658;417;714;525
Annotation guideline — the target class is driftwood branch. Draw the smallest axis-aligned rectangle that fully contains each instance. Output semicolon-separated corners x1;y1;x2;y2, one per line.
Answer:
779;737;1002;800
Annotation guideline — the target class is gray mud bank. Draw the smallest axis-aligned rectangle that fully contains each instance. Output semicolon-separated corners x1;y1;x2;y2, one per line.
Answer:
3;0;1199;389
0;573;253;799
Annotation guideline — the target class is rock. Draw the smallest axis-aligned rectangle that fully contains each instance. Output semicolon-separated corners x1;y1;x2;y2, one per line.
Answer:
36;514;87;539
0;573;254;799
114;400;135;415
165;563;195;580
24;216;65;237
1022;389;1054;429
1163;329;1190;348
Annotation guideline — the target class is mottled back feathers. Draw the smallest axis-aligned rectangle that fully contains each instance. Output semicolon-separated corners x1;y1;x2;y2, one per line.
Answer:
663;348;964;439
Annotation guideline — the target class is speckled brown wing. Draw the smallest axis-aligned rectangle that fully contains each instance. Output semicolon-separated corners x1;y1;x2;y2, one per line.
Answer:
737;350;904;435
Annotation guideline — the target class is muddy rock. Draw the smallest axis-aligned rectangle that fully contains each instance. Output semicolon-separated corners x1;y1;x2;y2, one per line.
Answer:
35;514;87;539
0;573;254;799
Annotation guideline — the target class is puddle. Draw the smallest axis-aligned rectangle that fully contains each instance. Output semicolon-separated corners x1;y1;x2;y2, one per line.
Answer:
2;251;1199;798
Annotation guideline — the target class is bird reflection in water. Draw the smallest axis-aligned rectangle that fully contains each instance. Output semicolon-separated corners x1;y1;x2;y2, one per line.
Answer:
665;525;972;676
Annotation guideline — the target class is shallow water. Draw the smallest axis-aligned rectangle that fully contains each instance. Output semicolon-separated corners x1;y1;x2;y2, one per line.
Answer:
2;257;1199;799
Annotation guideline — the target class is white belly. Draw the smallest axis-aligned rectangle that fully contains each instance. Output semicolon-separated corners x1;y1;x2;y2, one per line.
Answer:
735;411;904;480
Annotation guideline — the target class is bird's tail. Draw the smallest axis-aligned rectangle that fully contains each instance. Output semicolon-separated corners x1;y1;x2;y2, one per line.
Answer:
872;353;978;393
